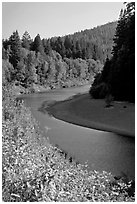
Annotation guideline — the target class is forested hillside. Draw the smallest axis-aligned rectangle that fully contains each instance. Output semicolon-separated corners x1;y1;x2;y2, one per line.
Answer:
45;21;117;63
2;21;117;92
90;2;135;102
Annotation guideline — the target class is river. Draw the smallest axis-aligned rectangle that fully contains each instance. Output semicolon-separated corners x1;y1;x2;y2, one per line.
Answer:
21;85;135;180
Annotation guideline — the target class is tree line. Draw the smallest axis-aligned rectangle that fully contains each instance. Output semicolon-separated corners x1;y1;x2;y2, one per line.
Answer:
2;21;118;90
44;21;117;63
2;31;104;90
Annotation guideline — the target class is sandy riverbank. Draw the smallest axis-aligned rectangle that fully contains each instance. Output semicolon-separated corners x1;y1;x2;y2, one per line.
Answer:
46;93;135;137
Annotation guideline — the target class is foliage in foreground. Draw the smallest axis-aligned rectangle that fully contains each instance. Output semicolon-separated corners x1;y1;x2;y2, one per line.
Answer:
2;85;135;202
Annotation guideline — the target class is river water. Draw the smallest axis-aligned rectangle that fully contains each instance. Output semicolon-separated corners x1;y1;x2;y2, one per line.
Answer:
21;85;135;180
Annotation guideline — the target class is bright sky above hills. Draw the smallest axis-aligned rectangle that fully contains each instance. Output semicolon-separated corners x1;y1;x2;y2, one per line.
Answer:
2;1;125;40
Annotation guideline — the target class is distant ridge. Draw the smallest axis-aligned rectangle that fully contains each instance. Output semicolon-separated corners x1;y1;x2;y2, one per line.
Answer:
47;21;117;63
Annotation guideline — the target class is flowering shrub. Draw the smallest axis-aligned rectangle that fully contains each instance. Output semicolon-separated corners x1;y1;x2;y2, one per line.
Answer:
2;84;135;202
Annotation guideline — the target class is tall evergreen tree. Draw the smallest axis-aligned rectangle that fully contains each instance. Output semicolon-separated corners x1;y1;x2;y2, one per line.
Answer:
54;37;65;57
8;30;22;68
22;31;32;50
42;39;52;55
32;34;44;54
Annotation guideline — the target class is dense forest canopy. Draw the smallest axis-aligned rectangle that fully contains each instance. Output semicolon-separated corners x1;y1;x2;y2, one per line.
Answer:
46;21;117;63
2;21;117;91
90;2;135;102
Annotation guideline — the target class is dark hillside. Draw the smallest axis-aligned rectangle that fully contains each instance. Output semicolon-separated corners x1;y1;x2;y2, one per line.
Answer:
90;3;135;102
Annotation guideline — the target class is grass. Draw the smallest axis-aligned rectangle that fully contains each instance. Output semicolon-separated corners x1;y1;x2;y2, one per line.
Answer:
2;84;135;201
47;93;135;137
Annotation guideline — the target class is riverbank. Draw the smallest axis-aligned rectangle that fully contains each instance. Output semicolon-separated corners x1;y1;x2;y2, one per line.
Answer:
3;84;135;201
47;93;135;137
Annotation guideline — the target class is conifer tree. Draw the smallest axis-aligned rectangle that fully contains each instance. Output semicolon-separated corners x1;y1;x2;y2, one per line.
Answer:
8;30;22;68
42;39;52;55
32;34;44;55
22;31;32;50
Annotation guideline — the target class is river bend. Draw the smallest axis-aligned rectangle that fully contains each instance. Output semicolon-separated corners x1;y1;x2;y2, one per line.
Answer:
21;85;135;179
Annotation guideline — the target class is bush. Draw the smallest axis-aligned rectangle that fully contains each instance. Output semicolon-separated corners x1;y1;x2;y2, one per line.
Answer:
105;94;114;108
92;73;102;86
89;82;109;99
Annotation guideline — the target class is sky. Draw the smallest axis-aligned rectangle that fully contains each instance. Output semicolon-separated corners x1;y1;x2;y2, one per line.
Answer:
2;1;125;40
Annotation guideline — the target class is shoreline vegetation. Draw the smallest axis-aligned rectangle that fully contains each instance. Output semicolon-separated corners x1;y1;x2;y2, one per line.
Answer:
46;93;135;138
2;84;135;201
